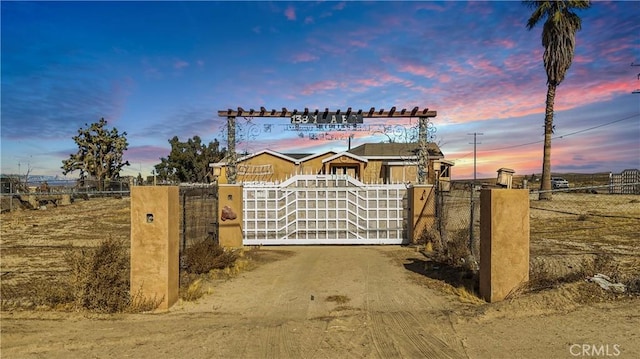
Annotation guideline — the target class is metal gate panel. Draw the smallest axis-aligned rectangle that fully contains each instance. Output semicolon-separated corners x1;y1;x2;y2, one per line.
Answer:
243;175;408;245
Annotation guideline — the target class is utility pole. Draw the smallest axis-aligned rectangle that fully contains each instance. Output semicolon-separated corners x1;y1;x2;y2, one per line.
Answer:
632;63;640;94
467;132;483;259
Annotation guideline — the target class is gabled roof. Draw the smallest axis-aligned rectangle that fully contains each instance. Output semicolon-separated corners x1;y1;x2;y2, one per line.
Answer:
210;149;299;167
322;151;368;164
348;142;443;158
284;153;315;160
293;150;337;162
210;149;338;167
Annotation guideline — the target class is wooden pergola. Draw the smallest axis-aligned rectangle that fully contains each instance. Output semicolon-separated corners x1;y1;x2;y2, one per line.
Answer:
217;106;436;119
218;106;437;184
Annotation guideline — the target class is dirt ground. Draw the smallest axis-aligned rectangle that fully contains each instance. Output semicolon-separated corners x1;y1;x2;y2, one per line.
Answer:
1;196;639;358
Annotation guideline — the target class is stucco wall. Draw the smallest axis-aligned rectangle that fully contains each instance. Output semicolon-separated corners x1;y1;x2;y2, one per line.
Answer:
300;153;334;175
408;185;436;244
362;160;383;183
479;189;530;302
218;184;243;247
130;186;179;311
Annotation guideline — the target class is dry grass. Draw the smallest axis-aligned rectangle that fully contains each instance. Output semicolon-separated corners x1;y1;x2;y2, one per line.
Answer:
182;240;239;274
1;189;637;311
66;237;130;313
178;246;287;302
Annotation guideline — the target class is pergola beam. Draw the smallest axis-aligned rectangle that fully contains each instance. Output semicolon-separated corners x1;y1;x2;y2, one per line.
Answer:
218;107;436;118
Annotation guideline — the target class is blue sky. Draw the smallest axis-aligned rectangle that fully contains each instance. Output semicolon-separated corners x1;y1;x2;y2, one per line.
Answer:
2;0;639;180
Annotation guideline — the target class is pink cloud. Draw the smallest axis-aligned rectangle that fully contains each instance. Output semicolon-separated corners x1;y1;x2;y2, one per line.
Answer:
554;80;633;111
495;39;516;49
285;6;296;21
572;55;591;64
291;53;319;63
301;80;342;95
349;40;367;48
333;2;346;11
397;63;437;78
353;71;415;91
438;74;452;83
503;52;539;73
467;58;502;76
174;60;189;69
414;3;447;12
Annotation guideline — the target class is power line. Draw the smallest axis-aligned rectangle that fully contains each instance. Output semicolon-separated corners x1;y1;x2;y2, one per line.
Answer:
449;112;639;161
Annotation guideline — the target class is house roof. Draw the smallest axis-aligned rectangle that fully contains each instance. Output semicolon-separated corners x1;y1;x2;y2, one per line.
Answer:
322;151;368;164
294;151;338;163
210;149;337;167
210;143;444;168
348;142;443;158
284;153;314;160
210;149;298;167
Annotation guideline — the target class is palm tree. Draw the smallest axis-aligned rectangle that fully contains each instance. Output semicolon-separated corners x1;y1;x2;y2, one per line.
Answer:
524;0;590;200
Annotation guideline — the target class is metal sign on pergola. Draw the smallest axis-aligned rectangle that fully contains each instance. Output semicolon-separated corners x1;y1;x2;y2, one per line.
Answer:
217;106;437;184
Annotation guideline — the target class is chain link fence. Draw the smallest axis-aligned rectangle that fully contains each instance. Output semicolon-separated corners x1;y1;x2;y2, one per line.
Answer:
431;180;639;281
433;183;480;268
0;178;131;212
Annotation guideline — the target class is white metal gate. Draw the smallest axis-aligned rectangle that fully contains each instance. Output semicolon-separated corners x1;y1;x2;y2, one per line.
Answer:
243;175;409;245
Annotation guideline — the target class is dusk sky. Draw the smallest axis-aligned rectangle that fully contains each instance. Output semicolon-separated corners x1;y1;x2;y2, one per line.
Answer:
2;1;639;180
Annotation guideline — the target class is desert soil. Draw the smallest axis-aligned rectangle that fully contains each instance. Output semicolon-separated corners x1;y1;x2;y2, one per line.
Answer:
1;244;638;358
1;196;639;358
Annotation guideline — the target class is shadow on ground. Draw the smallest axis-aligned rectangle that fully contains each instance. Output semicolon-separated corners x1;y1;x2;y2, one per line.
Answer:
402;253;479;295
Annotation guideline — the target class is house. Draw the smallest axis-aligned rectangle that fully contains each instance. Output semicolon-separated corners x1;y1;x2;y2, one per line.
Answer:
210;142;452;186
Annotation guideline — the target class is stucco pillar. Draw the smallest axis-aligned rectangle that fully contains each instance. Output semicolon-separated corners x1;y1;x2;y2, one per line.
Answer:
479;189;530;302
130;186;179;311
408;185;436;244
218;184;243;247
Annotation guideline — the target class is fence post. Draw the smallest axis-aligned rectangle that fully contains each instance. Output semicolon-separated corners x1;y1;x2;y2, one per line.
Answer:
130;186;179;311
218;184;243;247
479;189;529;302
181;190;187;254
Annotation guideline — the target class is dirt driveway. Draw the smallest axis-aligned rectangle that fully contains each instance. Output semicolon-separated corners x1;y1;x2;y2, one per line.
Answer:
2;245;639;358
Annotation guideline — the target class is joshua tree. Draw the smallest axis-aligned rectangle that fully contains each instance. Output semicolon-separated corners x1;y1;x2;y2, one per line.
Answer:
524;0;590;200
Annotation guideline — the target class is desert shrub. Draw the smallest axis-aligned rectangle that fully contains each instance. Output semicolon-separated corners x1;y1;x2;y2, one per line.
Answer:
66;237;130;313
591;253;621;281
435;229;471;268
624;276;640;295
416;227;439;246
182;240;238;274
528;253;622;292
128;286;164;312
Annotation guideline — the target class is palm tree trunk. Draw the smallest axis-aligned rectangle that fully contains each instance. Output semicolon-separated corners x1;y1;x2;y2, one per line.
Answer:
539;83;556;200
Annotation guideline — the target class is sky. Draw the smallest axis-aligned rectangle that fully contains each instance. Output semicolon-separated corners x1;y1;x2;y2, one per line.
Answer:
2;0;639;180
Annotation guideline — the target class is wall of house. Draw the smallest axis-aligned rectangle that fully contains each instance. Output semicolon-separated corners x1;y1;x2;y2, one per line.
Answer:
362;160;384;183
389;165;419;183
217;153;296;184
299;153;334;175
